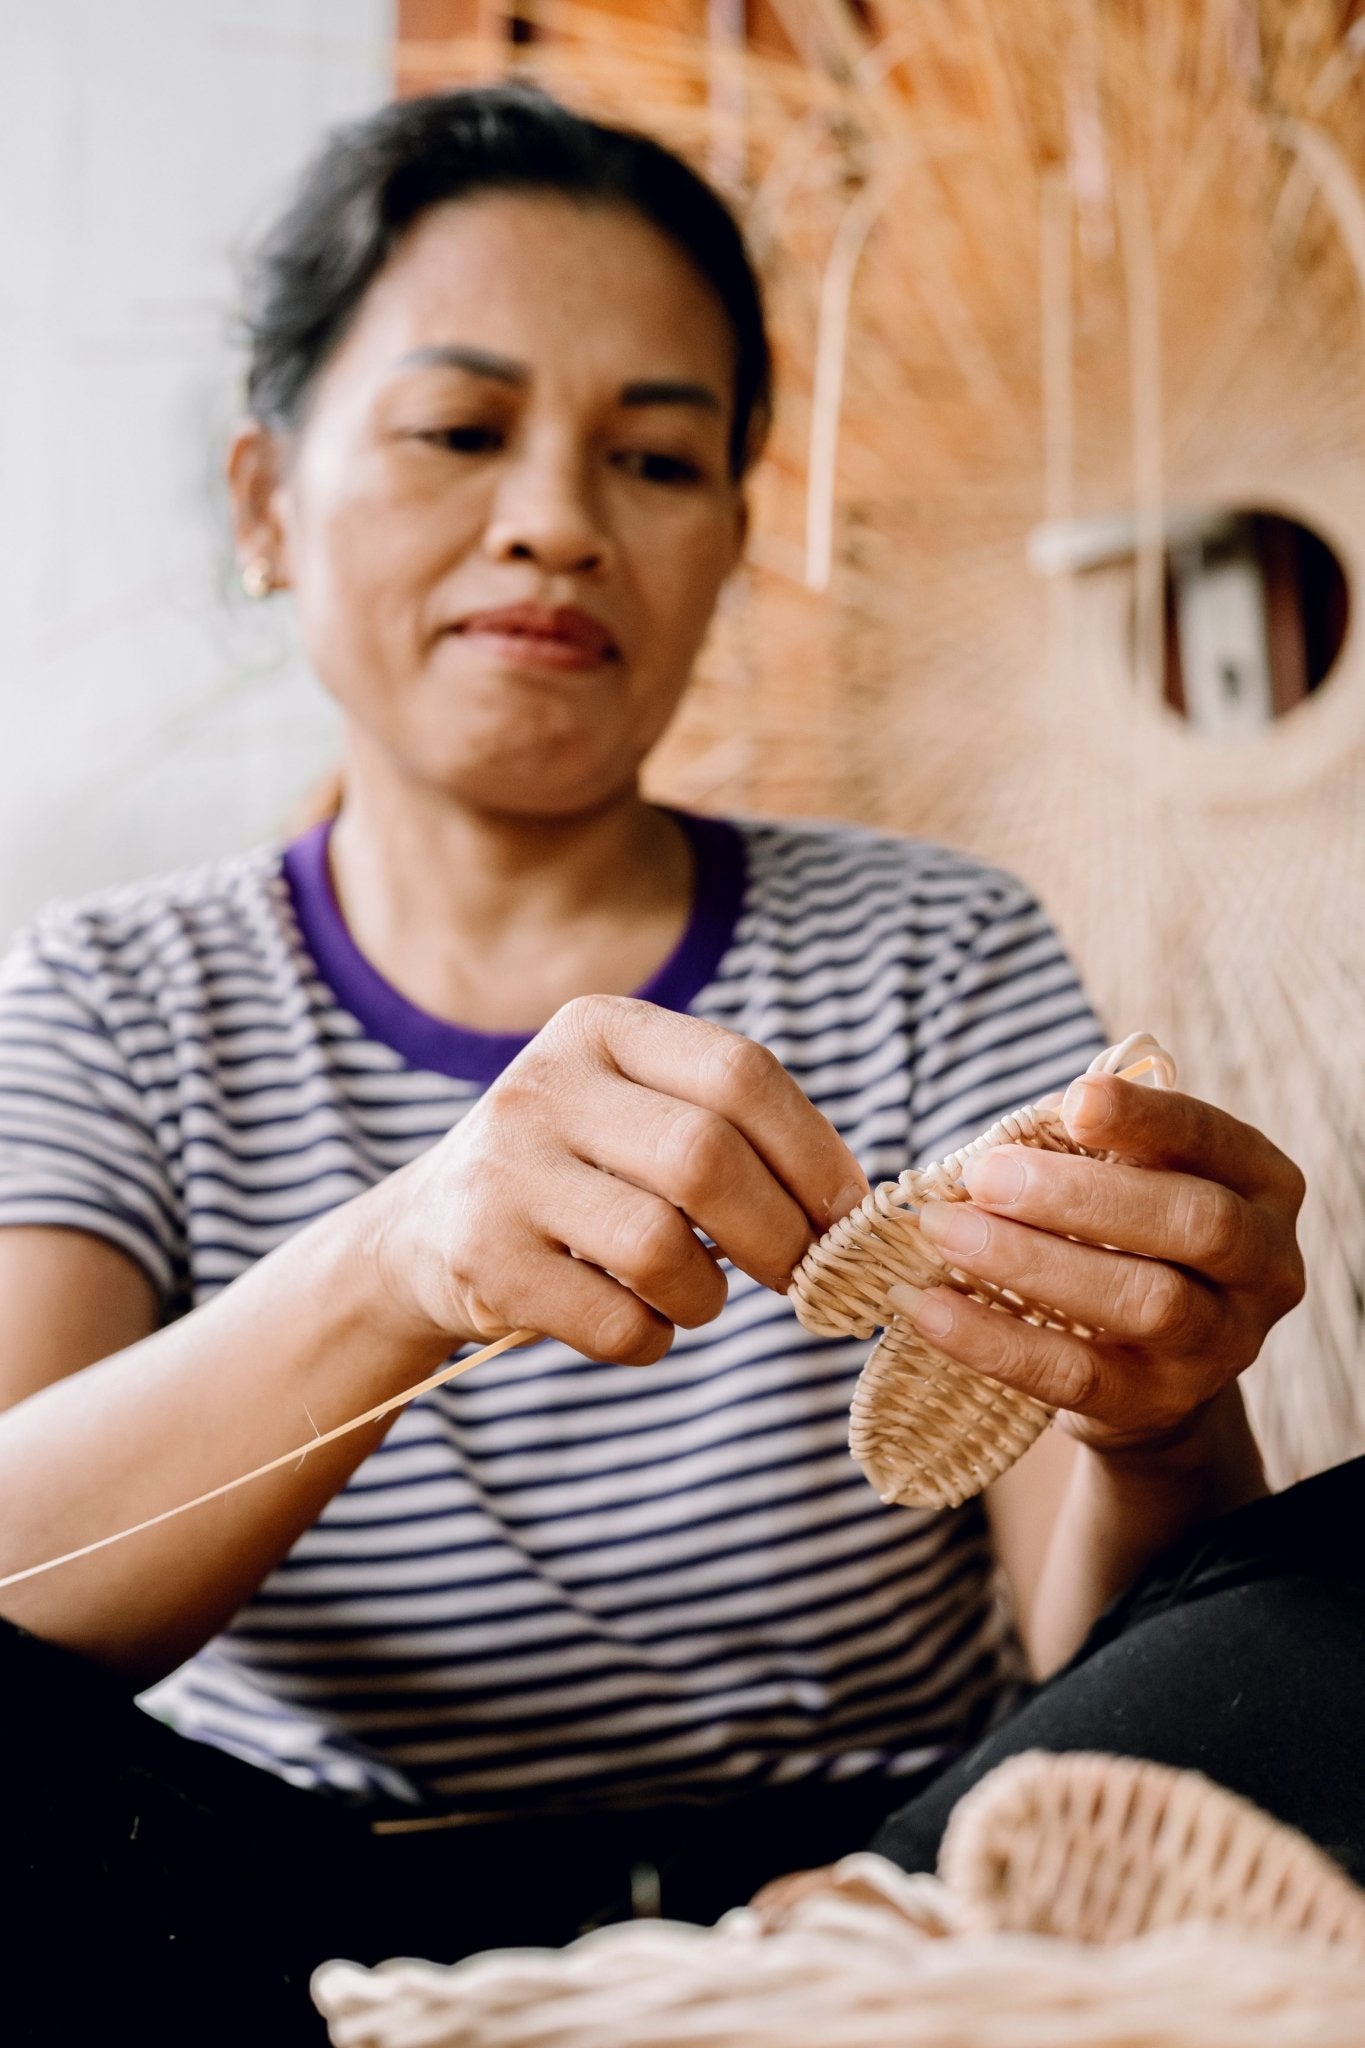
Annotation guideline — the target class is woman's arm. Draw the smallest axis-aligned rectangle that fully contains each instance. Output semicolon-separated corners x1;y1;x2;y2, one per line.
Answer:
0;995;865;1685
986;1388;1266;1674
1007;1385;1265;1673
903;1071;1305;1672
0;1211;452;1682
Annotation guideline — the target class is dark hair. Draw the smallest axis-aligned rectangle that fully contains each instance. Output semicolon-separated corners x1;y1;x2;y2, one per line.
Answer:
244;85;771;477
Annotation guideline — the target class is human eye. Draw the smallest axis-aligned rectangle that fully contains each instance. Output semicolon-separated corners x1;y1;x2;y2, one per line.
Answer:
611;447;705;486
414;422;506;455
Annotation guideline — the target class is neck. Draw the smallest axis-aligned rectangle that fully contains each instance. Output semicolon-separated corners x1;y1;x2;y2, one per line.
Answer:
324;754;695;1036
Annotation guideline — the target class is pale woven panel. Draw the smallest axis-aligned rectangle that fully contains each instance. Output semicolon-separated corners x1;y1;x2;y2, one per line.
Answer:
312;1750;1365;2048
788;1034;1175;1510
400;3;1365;1490
941;1749;1365;1954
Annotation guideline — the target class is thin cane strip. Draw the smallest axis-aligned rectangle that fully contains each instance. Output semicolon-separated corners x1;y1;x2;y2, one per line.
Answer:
790;1036;1176;1510
0;1327;537;1593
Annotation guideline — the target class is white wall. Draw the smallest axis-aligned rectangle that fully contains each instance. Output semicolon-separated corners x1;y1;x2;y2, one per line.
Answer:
0;0;391;941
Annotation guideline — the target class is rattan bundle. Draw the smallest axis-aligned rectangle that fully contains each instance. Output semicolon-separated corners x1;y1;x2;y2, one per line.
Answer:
787;1032;1175;1509
311;1748;1365;2048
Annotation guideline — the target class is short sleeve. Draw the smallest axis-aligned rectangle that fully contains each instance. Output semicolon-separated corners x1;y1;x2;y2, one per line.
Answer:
0;922;183;1302
909;869;1106;1165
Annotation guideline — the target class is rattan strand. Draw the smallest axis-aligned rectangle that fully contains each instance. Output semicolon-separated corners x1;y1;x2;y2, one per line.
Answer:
788;1034;1175;1509
312;1749;1365;2048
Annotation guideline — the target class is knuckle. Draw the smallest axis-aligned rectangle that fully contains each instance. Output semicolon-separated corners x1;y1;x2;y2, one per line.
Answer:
592;1296;671;1366
1042;1335;1101;1413
984;1311;1097;1412
1128;1261;1197;1346
697;1028;781;1103
1265;1236;1306;1320
1175;1180;1246;1274
482;1066;549;1134
662;1105;739;1203
620;1199;688;1288
1265;1149;1308;1216
551;990;633;1051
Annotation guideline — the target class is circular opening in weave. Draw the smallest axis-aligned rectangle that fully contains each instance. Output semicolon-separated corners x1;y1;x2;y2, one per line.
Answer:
1156;511;1349;731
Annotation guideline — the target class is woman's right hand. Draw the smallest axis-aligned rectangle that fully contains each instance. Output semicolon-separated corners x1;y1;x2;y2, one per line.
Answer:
0;996;863;1674
363;994;869;1365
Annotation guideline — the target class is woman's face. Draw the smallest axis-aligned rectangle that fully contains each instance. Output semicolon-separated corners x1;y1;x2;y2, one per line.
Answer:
236;191;748;817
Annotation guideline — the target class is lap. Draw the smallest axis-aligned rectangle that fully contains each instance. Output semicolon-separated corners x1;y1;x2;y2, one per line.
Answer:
3;1623;356;2044
0;1619;914;2037
7;1452;1362;2036
874;1453;1365;1880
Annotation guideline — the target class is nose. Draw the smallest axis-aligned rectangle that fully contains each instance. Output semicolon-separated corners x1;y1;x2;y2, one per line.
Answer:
483;437;612;578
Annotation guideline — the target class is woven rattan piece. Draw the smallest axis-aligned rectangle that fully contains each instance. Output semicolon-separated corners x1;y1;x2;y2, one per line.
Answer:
312;1750;1365;2048
787;1032;1177;1510
940;1749;1365;1953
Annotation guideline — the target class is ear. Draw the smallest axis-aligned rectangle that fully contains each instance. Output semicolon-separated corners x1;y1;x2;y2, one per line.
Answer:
225;418;292;590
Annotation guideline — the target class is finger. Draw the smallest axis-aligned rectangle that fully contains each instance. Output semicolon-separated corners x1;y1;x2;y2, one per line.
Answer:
557;995;869;1230
887;1282;1234;1443
916;1201;1224;1353
886;1281;1105;1413
1060;1074;1305;1209
539;1161;730;1330
564;1071;816;1294
475;1238;676;1367
960;1147;1272;1286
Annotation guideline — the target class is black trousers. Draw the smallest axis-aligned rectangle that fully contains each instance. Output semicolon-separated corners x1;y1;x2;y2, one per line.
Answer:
8;1455;1365;2046
875;1452;1365;1879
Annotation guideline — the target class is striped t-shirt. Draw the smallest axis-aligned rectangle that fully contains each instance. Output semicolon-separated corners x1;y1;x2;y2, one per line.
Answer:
0;812;1101;1814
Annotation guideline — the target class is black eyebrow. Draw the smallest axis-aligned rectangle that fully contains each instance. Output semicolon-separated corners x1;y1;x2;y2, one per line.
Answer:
396;344;529;384
394;351;723;415
620;379;723;413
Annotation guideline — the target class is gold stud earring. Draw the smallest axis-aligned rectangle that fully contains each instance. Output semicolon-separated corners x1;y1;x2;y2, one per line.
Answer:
242;558;275;600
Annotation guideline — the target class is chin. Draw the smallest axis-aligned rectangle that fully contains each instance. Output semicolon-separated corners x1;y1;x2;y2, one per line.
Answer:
430;755;641;822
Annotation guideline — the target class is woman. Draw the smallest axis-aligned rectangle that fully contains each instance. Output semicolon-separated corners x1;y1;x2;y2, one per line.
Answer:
0;84;1325;2043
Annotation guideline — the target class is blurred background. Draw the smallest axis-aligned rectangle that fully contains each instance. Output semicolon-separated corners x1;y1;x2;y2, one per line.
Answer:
0;1;386;928
2;0;1362;1483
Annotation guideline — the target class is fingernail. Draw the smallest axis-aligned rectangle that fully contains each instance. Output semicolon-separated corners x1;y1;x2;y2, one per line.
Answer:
887;1281;955;1337
825;1180;869;1227
962;1149;1026;1207
1063;1075;1112;1135
918;1204;990;1257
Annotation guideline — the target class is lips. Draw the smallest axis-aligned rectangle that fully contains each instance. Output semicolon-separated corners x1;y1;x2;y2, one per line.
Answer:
452;603;619;667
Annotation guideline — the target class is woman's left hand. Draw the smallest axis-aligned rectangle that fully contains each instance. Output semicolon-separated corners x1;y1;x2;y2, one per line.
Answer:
893;1072;1306;1456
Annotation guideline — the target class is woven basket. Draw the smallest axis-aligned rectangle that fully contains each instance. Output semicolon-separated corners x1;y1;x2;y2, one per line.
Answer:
788;1033;1175;1509
939;1749;1365;1953
312;1749;1365;2048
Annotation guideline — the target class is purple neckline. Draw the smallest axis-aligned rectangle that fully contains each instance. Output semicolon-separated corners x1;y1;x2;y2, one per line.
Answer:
281;811;747;1085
